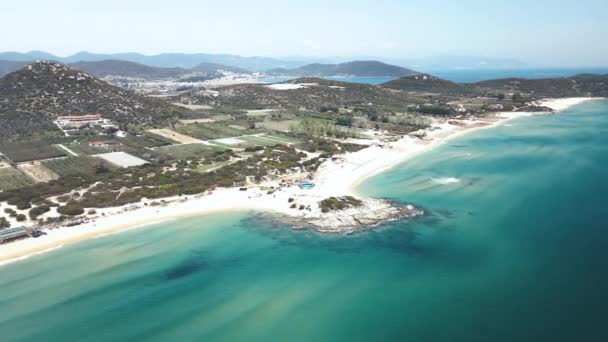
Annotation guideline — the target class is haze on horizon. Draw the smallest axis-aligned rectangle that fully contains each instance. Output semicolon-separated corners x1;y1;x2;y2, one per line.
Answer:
1;0;607;67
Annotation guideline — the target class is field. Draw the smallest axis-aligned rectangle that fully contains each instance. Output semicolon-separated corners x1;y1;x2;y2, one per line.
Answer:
119;135;170;149
63;143;109;156
207;133;300;149
175;123;258;141
16;162;59;182
153;143;227;160
147;129;202;144
0;166;33;191
258;119;302;131
0;141;66;163
43;156;112;177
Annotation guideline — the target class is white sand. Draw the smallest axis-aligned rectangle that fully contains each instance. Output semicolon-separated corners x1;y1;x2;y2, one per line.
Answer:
0;97;600;264
540;97;595;111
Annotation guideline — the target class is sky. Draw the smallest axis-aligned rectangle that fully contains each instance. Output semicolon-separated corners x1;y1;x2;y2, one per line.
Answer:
1;0;607;67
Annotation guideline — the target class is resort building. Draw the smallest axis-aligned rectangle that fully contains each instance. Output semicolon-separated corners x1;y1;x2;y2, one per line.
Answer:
0;227;29;244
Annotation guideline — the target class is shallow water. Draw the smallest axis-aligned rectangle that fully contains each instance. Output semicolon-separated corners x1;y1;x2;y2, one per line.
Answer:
1;100;607;341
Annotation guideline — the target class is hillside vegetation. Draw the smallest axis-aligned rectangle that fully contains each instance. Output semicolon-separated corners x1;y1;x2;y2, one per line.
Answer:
0;62;186;141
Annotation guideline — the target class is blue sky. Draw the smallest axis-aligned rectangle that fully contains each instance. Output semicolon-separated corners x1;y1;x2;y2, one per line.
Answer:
1;0;606;66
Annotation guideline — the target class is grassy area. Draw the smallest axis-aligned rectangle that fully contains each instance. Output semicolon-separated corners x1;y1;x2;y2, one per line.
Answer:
237;135;288;147
64;143;110;156
175;123;259;141
0;141;66;163
0;167;33;191
43;156;112;177
257;119;303;131
154;143;227;160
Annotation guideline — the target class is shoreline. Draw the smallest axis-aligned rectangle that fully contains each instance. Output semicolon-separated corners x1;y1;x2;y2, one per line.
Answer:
0;97;600;265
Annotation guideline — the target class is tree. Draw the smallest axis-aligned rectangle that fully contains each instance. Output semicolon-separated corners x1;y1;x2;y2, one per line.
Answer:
95;162;111;174
29;206;50;220
57;204;85;216
512;93;523;102
335;117;353;127
15;214;27;222
497;93;506;100
0;217;10;228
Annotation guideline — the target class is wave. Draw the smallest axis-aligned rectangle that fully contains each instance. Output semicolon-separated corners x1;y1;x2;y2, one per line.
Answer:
0;245;64;267
431;177;461;185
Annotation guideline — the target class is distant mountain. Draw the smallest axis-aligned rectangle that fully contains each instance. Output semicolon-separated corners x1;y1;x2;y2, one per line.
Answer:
69;60;189;79
0;60;29;77
382;72;608;98
473;74;608;97
266;61;418;77
0;62;185;141
191;62;252;74
0;50;57;62
0;51;308;71
381;74;474;95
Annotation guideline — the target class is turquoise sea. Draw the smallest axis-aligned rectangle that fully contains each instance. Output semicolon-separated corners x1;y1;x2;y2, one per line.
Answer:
1;100;608;341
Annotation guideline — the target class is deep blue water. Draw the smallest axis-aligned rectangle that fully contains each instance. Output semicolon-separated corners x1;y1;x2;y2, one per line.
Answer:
257;76;396;85
1;100;607;341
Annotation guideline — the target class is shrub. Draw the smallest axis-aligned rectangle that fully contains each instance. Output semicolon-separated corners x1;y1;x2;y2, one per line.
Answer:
29;206;50;220
15;214;27;222
244;146;265;153
57;204;85;216
319;196;363;213
0;217;10;228
415;106;451;116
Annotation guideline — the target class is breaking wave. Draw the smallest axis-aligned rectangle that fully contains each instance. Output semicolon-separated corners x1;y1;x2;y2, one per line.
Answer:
431;177;461;185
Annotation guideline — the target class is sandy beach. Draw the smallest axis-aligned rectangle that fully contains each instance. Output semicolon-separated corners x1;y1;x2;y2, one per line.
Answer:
0;97;599;265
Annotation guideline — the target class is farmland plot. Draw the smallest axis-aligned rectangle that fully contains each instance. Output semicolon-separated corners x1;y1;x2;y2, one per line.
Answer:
44;156;113;177
147;129;202;144
0;165;33;191
16;162;60;182
175;123;258;141
0;141;66;163
154;144;226;160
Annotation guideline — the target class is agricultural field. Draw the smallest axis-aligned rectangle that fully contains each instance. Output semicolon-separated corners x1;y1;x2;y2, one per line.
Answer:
0;165;33;191
62;143;107;156
257;119;302;131
0;141;66;163
154;143;227;160
175;123;259;141
147;129;202;144
16;162;59;182
119;135;170;149
210;133;300;148
43;156;113;177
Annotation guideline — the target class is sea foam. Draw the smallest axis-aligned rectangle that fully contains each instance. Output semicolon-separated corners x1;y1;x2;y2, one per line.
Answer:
0;245;64;267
